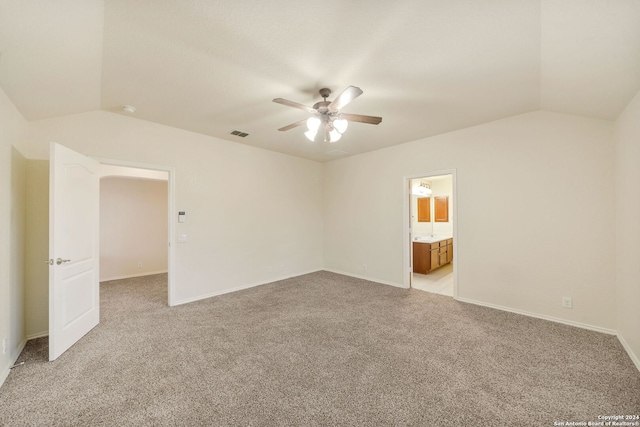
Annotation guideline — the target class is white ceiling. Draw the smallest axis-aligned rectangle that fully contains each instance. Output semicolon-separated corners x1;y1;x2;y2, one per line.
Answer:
1;0;639;162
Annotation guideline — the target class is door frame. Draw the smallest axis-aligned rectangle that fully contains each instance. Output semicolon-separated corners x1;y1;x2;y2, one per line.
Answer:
95;157;177;306
402;169;458;298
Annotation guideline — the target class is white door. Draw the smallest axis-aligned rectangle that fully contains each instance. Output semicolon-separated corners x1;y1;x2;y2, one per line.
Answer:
48;143;100;361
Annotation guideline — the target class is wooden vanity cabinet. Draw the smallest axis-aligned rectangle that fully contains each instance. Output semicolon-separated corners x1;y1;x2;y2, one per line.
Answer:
430;244;440;270
438;241;447;266
413;242;430;274
412;238;454;274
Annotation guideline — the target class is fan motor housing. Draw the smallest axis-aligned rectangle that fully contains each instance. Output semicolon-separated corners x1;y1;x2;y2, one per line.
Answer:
312;100;331;113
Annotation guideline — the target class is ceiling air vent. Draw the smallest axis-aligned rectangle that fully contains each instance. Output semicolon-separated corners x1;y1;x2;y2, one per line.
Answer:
230;130;249;137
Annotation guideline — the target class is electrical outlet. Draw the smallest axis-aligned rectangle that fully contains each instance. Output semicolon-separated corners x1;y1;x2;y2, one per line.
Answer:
2;338;6;354
137;261;142;269
363;264;368;271
562;297;573;309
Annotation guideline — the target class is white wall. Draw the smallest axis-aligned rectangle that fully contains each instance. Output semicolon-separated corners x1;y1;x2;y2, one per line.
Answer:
0;87;28;384
614;88;640;370
26;110;324;311
100;177;168;281
324;111;616;332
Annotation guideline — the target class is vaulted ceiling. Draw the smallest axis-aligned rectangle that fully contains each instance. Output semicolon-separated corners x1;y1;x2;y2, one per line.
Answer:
1;0;639;162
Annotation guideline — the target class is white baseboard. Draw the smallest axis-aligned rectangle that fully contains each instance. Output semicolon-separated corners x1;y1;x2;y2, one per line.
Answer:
455;296;617;335
172;269;323;307
100;270;168;282
0;338;27;389
26;331;48;340
323;269;407;289
617;333;640;373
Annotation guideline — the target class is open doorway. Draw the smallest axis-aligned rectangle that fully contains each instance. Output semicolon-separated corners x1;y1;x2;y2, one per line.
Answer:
404;171;457;297
97;161;175;306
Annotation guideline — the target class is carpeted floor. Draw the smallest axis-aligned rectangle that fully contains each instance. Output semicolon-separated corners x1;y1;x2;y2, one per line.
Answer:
1;271;639;426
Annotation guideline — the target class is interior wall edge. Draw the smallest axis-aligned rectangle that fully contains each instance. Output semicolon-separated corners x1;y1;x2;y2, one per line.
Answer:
0;337;27;389
613;86;640;374
0;367;7;389
617;333;640;373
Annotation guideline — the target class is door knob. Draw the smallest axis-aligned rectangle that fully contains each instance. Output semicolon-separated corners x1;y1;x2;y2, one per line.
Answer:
56;258;71;265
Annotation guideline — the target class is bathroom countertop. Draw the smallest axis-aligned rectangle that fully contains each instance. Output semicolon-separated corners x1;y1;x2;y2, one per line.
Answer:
413;236;452;244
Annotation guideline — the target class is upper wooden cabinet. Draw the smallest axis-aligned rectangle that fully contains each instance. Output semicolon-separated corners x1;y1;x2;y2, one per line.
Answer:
417;197;431;222
434;196;449;222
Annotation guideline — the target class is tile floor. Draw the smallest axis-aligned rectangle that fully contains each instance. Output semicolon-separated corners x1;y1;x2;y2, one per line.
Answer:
411;263;454;296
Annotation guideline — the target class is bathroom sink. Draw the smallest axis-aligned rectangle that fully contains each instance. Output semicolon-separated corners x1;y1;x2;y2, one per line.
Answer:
413;236;451;243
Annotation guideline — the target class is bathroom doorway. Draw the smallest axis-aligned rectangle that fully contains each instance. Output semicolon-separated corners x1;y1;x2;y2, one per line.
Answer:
404;171;457;297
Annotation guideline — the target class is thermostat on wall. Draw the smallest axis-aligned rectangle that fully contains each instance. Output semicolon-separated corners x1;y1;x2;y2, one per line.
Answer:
178;211;186;223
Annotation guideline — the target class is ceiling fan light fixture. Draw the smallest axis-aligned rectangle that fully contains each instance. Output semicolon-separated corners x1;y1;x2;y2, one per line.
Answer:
304;129;317;142
333;117;348;134
307;116;321;131
329;128;342;143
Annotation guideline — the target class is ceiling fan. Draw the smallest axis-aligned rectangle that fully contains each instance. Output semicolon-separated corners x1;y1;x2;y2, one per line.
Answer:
273;86;382;143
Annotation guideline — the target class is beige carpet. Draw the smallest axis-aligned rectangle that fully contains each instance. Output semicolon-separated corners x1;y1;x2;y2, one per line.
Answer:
1;271;638;426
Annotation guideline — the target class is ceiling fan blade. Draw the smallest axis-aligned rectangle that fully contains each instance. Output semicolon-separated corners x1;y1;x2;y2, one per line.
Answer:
273;98;316;114
328;86;363;111
278;119;307;132
341;113;382;125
